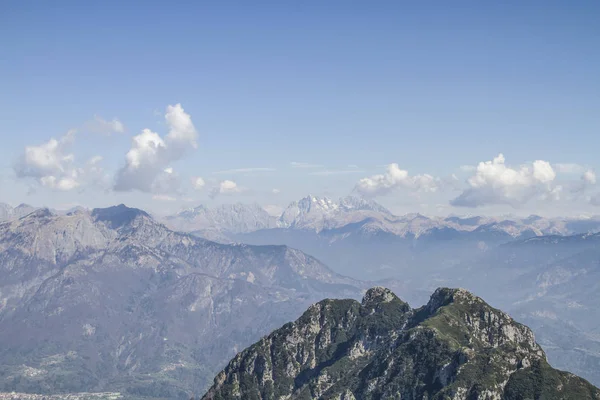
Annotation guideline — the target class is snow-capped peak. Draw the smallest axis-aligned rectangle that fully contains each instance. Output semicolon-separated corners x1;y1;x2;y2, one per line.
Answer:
338;195;392;215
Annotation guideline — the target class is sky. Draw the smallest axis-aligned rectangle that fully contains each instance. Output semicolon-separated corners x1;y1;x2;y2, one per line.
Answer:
1;1;600;217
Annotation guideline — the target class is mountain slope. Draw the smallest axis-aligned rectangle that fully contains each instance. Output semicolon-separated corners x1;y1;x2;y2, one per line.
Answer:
202;287;600;400
0;205;363;399
457;233;600;386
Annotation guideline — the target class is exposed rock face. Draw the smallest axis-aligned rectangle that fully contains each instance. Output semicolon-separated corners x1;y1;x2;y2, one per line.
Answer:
0;205;363;399
202;287;600;400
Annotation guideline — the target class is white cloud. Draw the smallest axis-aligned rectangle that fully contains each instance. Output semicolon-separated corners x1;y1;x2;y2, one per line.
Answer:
14;130;104;191
565;169;597;198
291;162;323;169
152;194;177;202
451;154;559;208
212;167;275;174
583;169;596;185
209;180;243;198
17;130;75;176
114;103;197;194
532;159;556;183
192;176;206;190
40;175;80;191
84;116;125;135
164;104;198;154
219;180;241;194
272;188;281;194
554;163;585;174
355;163;438;197
439;173;462;191
84;156;110;189
88;155;103;165
150;167;181;195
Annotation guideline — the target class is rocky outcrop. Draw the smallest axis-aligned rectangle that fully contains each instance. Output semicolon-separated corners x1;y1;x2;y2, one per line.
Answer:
202;287;600;400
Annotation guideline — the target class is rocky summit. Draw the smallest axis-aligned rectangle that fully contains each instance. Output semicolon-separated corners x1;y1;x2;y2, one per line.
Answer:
202;287;600;400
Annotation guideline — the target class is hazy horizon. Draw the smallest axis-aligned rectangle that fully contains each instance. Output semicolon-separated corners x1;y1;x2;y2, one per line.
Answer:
2;2;600;218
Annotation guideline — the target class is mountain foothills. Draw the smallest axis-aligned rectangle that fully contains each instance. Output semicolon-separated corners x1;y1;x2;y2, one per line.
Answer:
0;205;362;399
203;287;600;400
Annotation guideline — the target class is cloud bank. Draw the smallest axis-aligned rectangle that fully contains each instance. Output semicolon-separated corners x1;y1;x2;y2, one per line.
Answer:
209;180;243;198
450;154;559;207
14;130;106;191
355;163;438;197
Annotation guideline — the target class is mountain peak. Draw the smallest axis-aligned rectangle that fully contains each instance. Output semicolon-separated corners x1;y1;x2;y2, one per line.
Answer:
91;204;150;229
361;286;398;305
426;287;480;312
203;287;598;399
339;195;392;215
297;194;337;209
21;207;53;219
278;195;393;230
192;204;209;212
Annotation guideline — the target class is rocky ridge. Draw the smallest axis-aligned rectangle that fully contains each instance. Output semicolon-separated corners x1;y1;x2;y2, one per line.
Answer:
203;287;600;399
0;203;37;222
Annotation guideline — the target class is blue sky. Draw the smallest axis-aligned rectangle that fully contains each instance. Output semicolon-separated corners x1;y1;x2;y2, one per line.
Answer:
1;1;599;216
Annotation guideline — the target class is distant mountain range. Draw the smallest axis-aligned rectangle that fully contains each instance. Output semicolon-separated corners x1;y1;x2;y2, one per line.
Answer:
3;200;600;397
163;195;600;245
0;205;362;399
6;197;600;241
203;287;600;399
164;203;277;241
162;195;394;237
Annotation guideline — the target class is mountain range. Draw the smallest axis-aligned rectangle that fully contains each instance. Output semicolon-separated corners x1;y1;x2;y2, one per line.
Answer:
2;199;600;397
164;195;600;239
0;205;362;399
161;196;600;288
6;197;600;245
